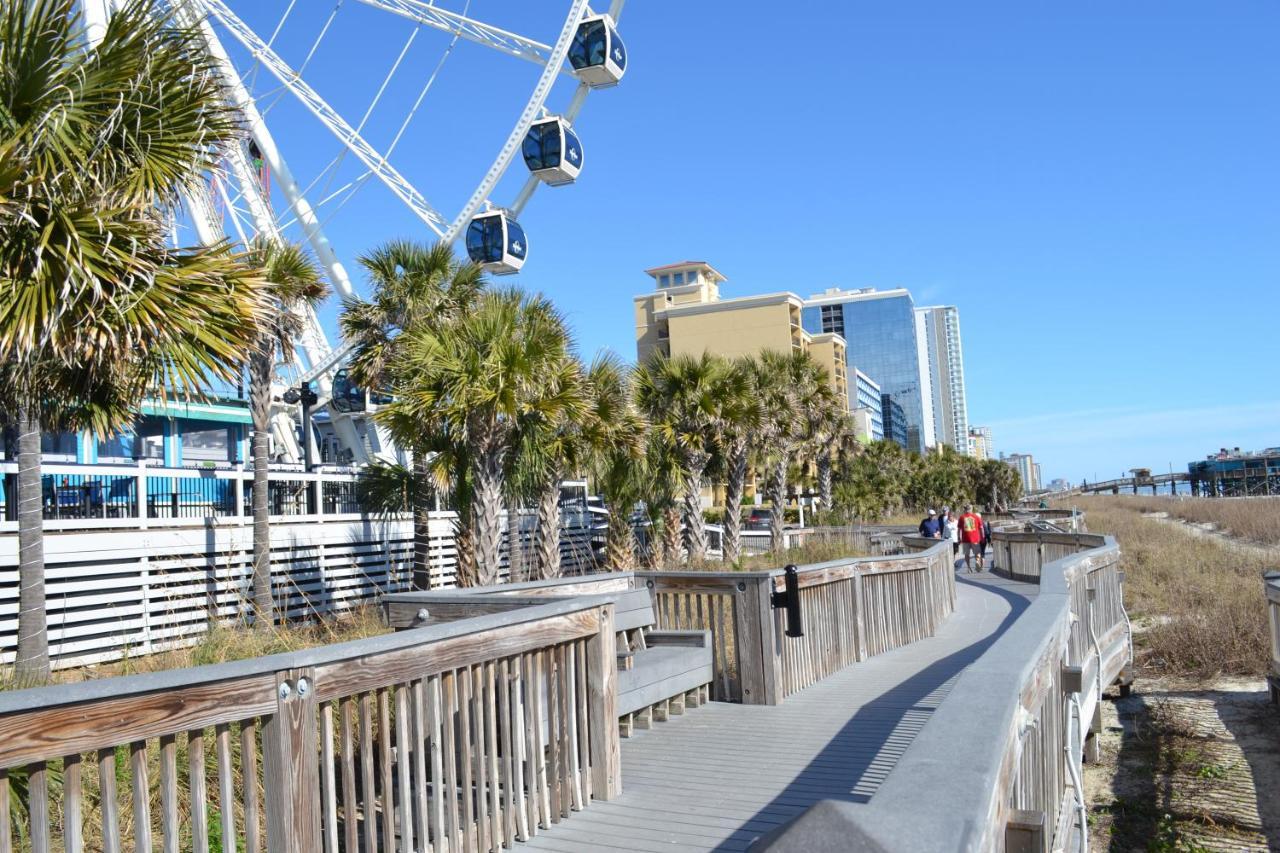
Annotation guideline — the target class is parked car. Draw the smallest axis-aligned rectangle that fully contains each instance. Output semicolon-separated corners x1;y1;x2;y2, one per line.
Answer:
746;508;772;531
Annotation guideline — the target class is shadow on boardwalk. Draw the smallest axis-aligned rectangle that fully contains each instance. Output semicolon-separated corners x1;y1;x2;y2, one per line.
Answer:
522;567;1037;853
722;572;1033;849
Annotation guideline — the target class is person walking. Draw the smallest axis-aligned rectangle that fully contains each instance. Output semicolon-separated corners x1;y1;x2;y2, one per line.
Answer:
980;516;993;564
943;507;960;560
958;504;985;572
918;509;943;539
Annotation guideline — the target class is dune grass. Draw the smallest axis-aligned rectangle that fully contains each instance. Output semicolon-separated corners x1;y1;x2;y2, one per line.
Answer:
1088;494;1280;547
1;605;388;693
1067;496;1272;680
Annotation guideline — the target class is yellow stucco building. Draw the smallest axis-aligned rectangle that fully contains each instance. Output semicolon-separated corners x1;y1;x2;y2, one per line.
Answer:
633;261;849;410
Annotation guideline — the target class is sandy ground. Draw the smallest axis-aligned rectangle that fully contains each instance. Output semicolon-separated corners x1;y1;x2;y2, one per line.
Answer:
1085;677;1280;852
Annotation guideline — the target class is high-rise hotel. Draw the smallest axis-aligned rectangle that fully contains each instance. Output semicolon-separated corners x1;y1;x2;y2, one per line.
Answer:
634;265;971;455
916;305;970;455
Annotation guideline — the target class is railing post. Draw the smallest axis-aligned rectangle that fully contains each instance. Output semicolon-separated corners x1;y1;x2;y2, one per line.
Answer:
136;462;148;529
233;465;245;522
262;667;321;852
852;571;868;661
586;603;621;800
734;577;781;705
1005;809;1045;853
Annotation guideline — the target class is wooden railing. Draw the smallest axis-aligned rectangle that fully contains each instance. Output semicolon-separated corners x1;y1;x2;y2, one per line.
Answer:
383;534;957;708
760;531;1133;853
773;542;954;698
406;537;958;708
992;530;1100;583
1266;572;1280;706
0;598;621;852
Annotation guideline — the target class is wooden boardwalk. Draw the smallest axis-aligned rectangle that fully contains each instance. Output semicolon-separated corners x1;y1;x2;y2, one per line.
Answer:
523;570;1038;852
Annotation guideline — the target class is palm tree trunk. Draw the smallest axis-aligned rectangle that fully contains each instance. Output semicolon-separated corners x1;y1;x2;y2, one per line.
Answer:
412;453;432;589
817;451;833;513
768;459;788;552
681;449;708;562
249;348;274;627
470;443;504;586
535;476;563;580
661;505;682;567
722;443;748;564
15;405;49;684
605;506;637;571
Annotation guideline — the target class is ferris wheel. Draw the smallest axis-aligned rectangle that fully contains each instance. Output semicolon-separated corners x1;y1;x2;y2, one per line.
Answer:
78;0;628;464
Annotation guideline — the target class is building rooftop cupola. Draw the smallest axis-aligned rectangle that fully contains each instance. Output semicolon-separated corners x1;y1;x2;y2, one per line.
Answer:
644;261;726;288
643;260;725;305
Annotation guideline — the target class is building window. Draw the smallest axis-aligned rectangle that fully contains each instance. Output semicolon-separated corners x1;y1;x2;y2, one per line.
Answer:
41;431;77;458
135;419;167;461
659;274;670;286
687;269;699;283
98;429;137;460
181;420;234;463
673;272;684;285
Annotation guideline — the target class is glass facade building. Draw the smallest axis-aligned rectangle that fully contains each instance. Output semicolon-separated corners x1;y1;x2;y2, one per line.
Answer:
803;289;927;452
851;368;884;441
881;394;909;448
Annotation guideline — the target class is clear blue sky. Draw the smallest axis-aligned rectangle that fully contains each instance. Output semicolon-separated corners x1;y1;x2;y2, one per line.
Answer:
211;1;1280;485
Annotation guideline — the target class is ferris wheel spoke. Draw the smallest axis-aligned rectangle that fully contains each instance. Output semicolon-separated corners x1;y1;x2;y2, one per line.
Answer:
352;0;577;77
199;0;451;239
447;0;591;242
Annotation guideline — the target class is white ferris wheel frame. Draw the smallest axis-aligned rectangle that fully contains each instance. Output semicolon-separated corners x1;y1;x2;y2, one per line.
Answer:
81;0;626;419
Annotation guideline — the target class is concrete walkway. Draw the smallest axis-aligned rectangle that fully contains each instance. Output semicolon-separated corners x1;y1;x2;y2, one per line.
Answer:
523;569;1037;852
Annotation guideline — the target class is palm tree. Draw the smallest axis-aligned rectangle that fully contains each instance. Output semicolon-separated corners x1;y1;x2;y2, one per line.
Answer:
821;414;862;521
751;352;797;550
591;404;648;570
635;353;730;563
382;288;578;585
520;357;585;581
341;240;485;588
796;373;844;513
640;433;685;568
0;0;265;682
751;350;829;550
525;353;642;579
715;357;761;564
244;239;325;627
574;354;645;572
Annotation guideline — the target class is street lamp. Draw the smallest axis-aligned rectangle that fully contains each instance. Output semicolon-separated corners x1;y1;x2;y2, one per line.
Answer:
281;381;319;470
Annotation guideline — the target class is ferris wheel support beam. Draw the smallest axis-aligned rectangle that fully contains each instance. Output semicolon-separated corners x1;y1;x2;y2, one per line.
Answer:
446;0;591;242
185;1;358;301
200;0;452;240
352;0;578;79
180;1;369;463
511;0;627;218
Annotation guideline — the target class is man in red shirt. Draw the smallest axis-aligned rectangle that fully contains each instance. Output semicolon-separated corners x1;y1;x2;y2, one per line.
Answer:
958;505;985;573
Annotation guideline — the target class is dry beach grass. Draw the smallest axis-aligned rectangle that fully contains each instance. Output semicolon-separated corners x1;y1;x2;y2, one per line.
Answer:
1100;494;1280;548
1066;496;1272;679
1065;497;1280;850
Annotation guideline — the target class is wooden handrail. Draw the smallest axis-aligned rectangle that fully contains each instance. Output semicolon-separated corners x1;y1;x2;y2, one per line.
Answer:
0;595;623;851
758;531;1132;853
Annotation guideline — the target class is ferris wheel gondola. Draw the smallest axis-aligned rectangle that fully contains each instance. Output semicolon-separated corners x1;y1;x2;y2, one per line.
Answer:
523;116;584;186
569;13;627;87
466;208;528;275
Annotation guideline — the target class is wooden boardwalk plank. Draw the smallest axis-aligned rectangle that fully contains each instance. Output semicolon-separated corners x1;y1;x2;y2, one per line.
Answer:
523;572;1034;852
